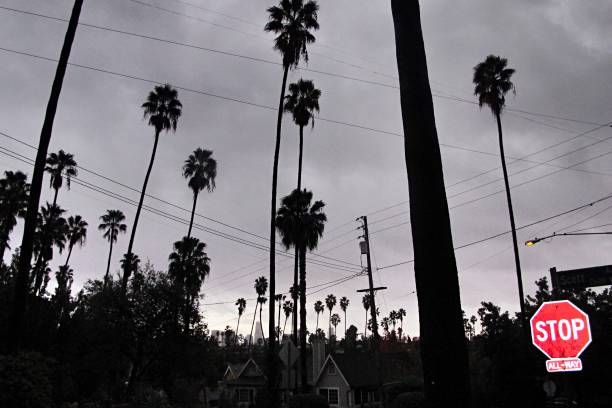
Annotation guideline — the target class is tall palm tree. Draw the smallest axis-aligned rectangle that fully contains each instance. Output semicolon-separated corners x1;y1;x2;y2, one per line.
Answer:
313;300;324;332
258;296;268;344
264;3;320;379
389;310;398;332
182;148;217;238
339;296;349;337
473;55;525;327
45;150;78;206
381;317;390;336
235;297;246;345
275;294;285;339
124;84;182;291
330;313;340;338
325;294;336;337
282;300;293;335
168;236;210;333
391;1;470;405
275;188;326;391
397;308;407;340
98;210;127;285
32;203;68;295
362;294;371;337
250;276;268;349
63;215;87;268
11;0;84;350
0;171;30;263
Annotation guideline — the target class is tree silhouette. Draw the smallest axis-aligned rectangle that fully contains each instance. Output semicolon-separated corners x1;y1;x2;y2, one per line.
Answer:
182;148;217;238
0;171;29;263
124;84;182;292
397;307;407;340
98;210;127;285
275;188;326;391
313;300;324;332
339;296;349;337
275;293;285;340
473;55;525;328
250;276;268;349
325;294;336;337
330;313;340;339
259;295;268;344
44;150;77;206
168;236;210;333
235;297;246;345
362;294;371;337
391;1;470;405
63;215;87;268
32;203;67;295
264;3;320;389
282;300;293;336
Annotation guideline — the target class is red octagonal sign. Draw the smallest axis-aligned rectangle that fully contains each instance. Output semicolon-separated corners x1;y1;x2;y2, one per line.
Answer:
530;300;592;373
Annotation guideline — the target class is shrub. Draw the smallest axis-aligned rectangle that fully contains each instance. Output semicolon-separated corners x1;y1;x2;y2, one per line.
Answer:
0;352;54;408
289;394;329;408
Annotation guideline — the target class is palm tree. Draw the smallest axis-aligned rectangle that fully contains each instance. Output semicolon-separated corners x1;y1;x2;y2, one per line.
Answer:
325;294;336;337
284;78;321;190
250;276;268;349
120;252;140;282
258;296;268;344
381;317;390;336
10;0;84;350
264;2;320;377
397;308;407;340
275;188;326;392
391;1;469;405
63;215;87;268
98;210;127;285
168;236;210;333
330;313;340;338
282;300;293;335
0;171;30;263
275;294;285;339
45;150;78;206
389;310;398;333
473;55;526;328
235;298;246;344
32;203;67;295
313;300;324;332
339;296;349;337
182;148;217;238
362;294;371;337
124;84;182;291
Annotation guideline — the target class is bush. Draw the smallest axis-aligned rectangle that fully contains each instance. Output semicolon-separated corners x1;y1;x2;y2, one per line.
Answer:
289;394;329;408
391;392;426;408
0;352;54;408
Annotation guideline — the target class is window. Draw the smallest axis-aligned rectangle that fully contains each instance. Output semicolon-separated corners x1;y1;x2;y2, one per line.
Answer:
327;363;336;375
237;388;252;403
319;388;339;406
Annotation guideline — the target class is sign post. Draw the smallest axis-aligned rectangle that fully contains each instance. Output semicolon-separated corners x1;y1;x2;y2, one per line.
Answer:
530;300;592;373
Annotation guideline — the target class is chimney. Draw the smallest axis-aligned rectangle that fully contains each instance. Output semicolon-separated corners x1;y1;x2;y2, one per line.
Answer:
312;339;326;382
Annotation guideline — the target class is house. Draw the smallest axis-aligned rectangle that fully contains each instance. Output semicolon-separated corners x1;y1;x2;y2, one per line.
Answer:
313;353;382;408
221;358;266;407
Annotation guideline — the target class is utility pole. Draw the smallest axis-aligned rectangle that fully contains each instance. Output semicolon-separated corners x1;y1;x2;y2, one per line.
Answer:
357;216;381;345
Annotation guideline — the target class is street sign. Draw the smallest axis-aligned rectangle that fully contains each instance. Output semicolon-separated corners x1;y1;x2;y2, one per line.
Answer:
530;300;592;373
550;264;612;290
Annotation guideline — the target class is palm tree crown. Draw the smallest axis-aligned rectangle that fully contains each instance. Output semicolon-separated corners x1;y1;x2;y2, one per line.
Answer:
275;189;327;251
325;294;336;314
168;236;211;297
98;210;127;244
236;298;247;316
142;84;183;134
255;276;269;298
473;55;515;116
339;296;349;313
284;79;321;128
0;171;30;255
183;148;217;195
265;0;320;68
45;150;77;204
66;215;88;250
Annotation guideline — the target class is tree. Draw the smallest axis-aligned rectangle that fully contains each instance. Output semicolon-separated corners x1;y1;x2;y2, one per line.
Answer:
44;150;77;206
63;215;87;268
325;294;336;337
282;300;293;336
98;210;127;285
168;236;210;333
275;188;326;392
389;310;397;332
32;203;68;295
11;0;84;350
313;300;324;332
250;276;268;349
330;313;340;339
264;3;320;393
236;298;246;345
258;296;268;344
390;1;470;405
397;308;407;340
339;296;349;337
473;55;525;329
381;317;390;336
0;171;29;263
182;148;217;238
275;294;285;340
362;294;371;337
124;84;182;291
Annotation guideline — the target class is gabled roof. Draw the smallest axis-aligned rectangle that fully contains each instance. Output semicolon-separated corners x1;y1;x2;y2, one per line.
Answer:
314;353;381;388
237;358;265;379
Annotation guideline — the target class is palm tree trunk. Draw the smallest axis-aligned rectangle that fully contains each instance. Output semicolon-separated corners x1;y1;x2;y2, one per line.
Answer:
124;129;160;291
52;188;59;207
391;1;470;406
187;190;198;239
365;309;368;336
292;124;304;347
299;246;307;393
496;112;527;330
283;315;288;335
316;313;319;332
32;252;46;295
292;256;298;344
0;227;9;263
10;0;83;351
268;63;289;403
64;243;74;268
249;302;258;350
236;314;241;346
344;311;347;337
104;239;114;287
277;299;282;340
259;303;266;344
328;311;332;338
297;125;304;190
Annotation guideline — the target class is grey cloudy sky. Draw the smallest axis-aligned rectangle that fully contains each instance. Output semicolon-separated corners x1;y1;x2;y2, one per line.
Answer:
1;0;611;337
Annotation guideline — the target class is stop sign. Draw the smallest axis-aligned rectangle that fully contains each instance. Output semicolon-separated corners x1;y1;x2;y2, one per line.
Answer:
530;300;592;372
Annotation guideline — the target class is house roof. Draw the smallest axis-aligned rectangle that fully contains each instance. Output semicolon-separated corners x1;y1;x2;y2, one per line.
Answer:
315;353;381;388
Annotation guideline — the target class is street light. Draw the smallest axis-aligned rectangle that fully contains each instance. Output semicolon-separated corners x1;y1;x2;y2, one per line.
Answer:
525;231;612;247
